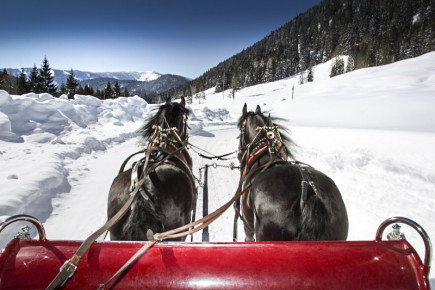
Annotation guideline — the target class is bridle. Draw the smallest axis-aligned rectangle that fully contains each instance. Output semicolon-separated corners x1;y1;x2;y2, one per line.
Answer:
238;115;288;169
147;113;191;165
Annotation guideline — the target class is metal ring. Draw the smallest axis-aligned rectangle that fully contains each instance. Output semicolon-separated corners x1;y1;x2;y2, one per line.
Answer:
375;216;432;273
0;214;47;241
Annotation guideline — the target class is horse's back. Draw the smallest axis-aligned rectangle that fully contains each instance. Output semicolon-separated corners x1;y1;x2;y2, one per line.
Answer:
249;163;348;241
107;163;196;241
148;163;196;226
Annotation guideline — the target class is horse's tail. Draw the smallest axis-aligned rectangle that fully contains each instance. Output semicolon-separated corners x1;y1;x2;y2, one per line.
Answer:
296;194;329;241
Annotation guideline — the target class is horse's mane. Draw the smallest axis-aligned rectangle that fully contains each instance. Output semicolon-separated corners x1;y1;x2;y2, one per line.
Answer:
238;109;295;160
138;101;191;142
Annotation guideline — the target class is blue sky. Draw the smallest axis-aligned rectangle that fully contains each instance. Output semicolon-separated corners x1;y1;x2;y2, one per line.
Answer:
1;0;322;78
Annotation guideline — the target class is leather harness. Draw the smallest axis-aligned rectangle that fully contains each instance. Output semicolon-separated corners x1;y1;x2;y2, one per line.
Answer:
234;120;321;241
47;121;196;289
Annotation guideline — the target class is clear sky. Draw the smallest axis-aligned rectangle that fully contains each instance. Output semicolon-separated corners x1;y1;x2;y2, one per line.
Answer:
1;0;322;79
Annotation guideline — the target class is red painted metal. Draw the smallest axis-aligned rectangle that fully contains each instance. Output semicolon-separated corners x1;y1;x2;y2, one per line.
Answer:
0;238;430;289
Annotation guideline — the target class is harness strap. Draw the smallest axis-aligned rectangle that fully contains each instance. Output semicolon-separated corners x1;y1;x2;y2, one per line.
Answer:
98;148;264;289
118;149;145;174
293;161;320;209
47;141;192;289
46;143;154;290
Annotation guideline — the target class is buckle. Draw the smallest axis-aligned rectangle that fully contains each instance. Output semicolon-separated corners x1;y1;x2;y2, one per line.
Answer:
60;260;77;278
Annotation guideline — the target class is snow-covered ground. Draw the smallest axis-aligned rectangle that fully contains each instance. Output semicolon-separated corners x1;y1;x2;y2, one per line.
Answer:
1;52;434;284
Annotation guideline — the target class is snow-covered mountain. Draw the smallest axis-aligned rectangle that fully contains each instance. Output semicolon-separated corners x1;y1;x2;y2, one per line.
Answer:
3;68;190;97
3;68;162;85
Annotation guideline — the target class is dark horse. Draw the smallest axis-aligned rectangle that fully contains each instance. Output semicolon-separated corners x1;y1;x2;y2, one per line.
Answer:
236;104;348;241
107;97;197;241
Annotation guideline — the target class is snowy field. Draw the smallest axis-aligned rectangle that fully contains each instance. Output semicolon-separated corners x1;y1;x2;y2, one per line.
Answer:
1;52;434;285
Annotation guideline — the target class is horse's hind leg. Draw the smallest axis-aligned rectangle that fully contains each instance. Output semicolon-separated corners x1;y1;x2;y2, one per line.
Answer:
242;193;255;241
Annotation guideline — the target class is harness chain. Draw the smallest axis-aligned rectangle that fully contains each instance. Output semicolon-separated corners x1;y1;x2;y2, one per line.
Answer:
189;142;237;161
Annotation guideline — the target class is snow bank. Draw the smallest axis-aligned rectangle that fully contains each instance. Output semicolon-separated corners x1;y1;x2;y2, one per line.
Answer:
0;52;434;284
0;92;148;143
0;92;148;220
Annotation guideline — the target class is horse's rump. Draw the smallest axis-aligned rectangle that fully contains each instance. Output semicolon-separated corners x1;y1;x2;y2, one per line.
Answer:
108;162;195;241
246;162;348;241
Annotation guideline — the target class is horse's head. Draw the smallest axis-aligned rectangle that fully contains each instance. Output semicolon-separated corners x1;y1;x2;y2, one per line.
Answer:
238;103;267;149
139;97;191;144
237;103;293;166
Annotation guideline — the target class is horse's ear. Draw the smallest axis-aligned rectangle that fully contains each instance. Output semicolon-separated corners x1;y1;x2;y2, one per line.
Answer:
166;96;171;104
255;105;261;114
180;96;186;107
266;114;272;126
242;103;247;116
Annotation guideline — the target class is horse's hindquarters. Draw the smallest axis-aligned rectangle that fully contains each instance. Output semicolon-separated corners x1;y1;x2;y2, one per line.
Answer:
247;164;348;241
149;164;196;229
107;164;196;241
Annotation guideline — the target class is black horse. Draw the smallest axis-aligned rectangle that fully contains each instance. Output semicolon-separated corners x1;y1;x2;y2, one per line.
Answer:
236;104;348;241
107;97;197;241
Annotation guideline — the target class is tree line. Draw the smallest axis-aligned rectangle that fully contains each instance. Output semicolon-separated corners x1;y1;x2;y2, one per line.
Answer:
0;57;129;100
163;0;434;99
1;57;58;96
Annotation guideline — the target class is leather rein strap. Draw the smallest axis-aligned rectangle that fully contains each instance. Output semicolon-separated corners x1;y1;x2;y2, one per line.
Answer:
96;147;274;289
46;142;153;290
46;141;189;290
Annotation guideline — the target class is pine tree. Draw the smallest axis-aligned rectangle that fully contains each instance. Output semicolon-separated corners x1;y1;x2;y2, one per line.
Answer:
28;65;42;93
307;65;314;82
104;82;113;99
95;89;102;99
0;70;19;94
123;87;130;97
114;81;121;98
230;73;240;98
346;55;355;72
39;57;57;95
83;84;94;96
17;68;29;94
60;82;67;95
299;70;306;84
0;69;7;90
330;56;345;77
66;69;79;99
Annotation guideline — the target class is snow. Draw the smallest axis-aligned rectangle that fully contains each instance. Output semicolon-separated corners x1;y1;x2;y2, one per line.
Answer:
137;71;161;82
1;52;434;284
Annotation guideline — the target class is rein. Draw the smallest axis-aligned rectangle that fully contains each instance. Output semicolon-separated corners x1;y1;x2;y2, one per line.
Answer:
47;123;192;290
97;148;257;289
189;142;237;161
46;142;154;290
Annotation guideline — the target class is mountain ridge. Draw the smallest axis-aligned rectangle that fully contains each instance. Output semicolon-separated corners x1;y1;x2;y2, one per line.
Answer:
2;68;168;84
2;68;190;98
